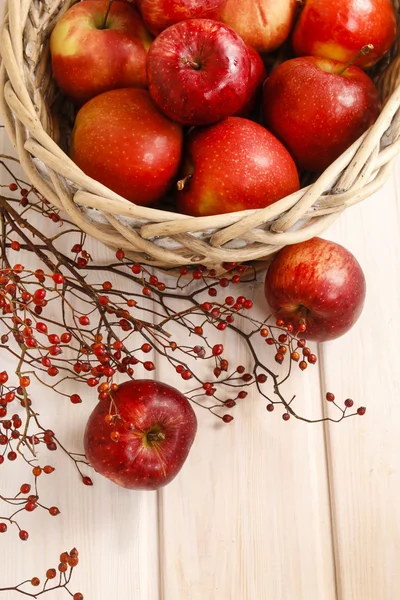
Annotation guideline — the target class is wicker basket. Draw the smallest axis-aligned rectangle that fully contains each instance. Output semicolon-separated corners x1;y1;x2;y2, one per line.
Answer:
1;0;400;273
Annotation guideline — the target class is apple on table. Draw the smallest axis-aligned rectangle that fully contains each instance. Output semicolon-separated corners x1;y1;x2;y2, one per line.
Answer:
84;380;197;490
264;237;366;342
138;0;226;36
50;0;152;105
147;18;252;126
292;0;397;68
220;0;298;53
70;88;183;205
262;56;381;172
177;116;300;216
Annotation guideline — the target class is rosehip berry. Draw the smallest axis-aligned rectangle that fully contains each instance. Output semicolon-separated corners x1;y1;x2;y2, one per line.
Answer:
282;413;291;421
73;594;84;600
212;344;224;356
131;263;141;274
31;577;40;587
222;415;234;423
257;374;267;384
275;353;284;364
326;393;335;402
52;273;64;284
58;563;68;573
25;502;37;512
46;569;57;579
266;404;275;412
61;332;72;343
43;465;55;474
344;399;354;408
141;343;152;353
208;287;217;297
82;476;93;486
49;507;60;516
0;523;7;533
115;249;124;260
79;315;90;326
7;451;17;461
144;361;155;371
224;400;236;408
110;431;120;442
299;361;308;371
19;530;29;541
357;407;366;416
70;394;81;404
308;354;317;364
20;483;31;494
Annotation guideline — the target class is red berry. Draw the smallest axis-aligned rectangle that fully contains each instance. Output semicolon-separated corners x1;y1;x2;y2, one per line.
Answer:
357;407;366;416
238;391;247;399
7;451;17;461
70;394;82;404
222;414;234;423
141;343;152;353
73;594;84;600
208;287;217;297
43;465;55;474
10;241;20;251
344;399;354;408
31;577;40;587
144;361;155;371
9;183;18;191
266;404;274;412
212;344;224;356
49;507;60;516
19;530;29;541
0;523;7;533
52;273;64;284
116;249;124;260
79;315;90;326
326;392;335;402
82;476;93;486
46;569;57;579
20;483;31;494
257;374;267;384
102;281;112;290
282;413;290;421
299;361;307;371
61;332;72;343
181;370;192;380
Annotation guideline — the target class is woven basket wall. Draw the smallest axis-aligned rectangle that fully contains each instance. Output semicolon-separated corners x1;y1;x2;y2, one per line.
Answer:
1;0;400;272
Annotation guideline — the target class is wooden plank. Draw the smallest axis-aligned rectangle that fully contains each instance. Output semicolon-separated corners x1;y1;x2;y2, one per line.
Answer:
321;162;400;600
158;284;336;600
0;131;160;599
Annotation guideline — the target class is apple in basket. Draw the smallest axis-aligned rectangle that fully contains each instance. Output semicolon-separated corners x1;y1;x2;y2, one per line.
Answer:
147;19;251;126
262;57;381;172
70;88;183;205
220;0;298;53
177;117;300;216
292;0;397;69
235;45;267;118
50;0;152;105
264;237;366;342
138;0;227;36
84;380;197;490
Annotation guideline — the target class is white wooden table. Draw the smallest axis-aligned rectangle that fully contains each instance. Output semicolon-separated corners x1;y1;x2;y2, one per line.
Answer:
1;121;399;599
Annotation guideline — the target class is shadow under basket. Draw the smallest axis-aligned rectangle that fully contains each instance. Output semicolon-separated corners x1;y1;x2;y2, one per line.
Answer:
1;0;400;275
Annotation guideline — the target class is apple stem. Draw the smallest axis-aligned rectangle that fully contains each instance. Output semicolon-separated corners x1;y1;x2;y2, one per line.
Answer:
181;57;201;70
336;44;374;76
102;0;114;29
177;175;192;191
147;431;166;442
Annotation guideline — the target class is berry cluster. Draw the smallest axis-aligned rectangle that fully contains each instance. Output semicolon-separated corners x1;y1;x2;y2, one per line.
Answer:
0;547;82;598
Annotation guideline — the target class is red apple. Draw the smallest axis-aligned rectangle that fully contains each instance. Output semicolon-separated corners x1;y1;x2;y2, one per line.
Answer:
138;0;226;36
220;0;298;53
177;117;300;217
84;379;197;490
264;237;366;342
70;88;183;205
147;19;251;126
50;0;152;105
235;45;266;118
262;57;381;172
292;0;397;69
